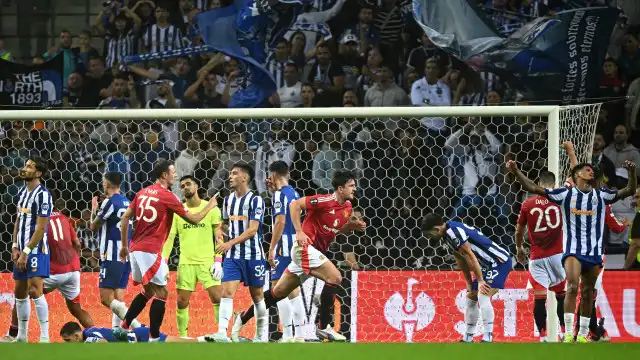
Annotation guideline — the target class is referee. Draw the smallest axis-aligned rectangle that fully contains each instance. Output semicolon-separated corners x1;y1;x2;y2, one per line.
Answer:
623;187;640;269
162;175;224;337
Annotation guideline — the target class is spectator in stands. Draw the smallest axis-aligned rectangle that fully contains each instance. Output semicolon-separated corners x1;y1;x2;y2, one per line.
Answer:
337;34;363;90
137;129;171;186
307;42;345;106
411;58;452;137
184;69;225;108
194;141;223;197
145;80;180;108
105;131;138;196
364;62;409;107
44;29;77;90
254;121;297;197
274;62;303;108
355;46;383;104
603;124;640;173
592;133;617;186
406;33;451;76
266;38;299;90
174;131;205;193
72;30;100;74
129;56;193;101
339;5;380;54
98;74;140;108
619;30;640;84
366;0;411;59
312;127;344;193
210;128;255;192
97;8;142;69
298;83;317;108
342;89;359;106
142;2;185;53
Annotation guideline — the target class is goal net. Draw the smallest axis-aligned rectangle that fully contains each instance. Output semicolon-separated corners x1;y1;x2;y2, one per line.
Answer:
0;104;601;343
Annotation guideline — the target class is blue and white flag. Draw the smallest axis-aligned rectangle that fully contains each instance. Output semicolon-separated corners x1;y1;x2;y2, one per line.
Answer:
413;0;620;103
0;54;63;109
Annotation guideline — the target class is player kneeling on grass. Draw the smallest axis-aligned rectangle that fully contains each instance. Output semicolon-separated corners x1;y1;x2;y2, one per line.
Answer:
60;321;213;343
421;214;513;343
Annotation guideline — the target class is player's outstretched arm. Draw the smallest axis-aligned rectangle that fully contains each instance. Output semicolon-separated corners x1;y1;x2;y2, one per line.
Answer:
180;197;217;225
614;161;637;201
120;207;133;261
506;160;546;196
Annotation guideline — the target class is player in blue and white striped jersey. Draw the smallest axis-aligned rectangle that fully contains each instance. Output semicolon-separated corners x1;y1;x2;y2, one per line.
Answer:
12;157;53;342
231;161;306;342
508;159;637;343
422;214;513;343
209;162;268;343
90;172;141;330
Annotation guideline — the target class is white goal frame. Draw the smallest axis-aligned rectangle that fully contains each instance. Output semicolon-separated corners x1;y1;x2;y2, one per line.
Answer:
0;105;566;342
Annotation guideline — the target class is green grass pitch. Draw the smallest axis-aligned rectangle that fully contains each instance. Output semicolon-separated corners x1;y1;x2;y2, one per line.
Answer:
3;343;639;360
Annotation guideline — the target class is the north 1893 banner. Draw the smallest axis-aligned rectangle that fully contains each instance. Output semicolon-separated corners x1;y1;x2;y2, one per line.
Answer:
0;54;63;109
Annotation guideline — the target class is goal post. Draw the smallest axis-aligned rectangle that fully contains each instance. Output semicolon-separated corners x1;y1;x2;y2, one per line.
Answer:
0;104;601;343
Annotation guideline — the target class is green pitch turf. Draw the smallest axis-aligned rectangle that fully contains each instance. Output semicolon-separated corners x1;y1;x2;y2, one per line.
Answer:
3;343;639;360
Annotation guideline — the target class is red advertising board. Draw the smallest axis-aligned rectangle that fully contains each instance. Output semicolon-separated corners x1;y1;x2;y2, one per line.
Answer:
352;270;640;342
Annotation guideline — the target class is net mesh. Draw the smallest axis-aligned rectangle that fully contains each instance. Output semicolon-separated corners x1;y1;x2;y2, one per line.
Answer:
0;104;601;342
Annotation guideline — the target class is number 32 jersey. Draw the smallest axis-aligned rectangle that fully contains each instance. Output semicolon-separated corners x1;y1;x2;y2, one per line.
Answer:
128;183;188;254
517;195;563;260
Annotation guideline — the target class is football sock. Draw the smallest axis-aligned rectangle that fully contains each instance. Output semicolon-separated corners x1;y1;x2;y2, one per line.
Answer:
578;316;590;337
8;324;18;338
254;300;267;340
478;294;494;342
110;300;141;328
589;290;598;334
556;293;566;329
241;306;254;325
290;294;305;336
123;293;150;329
218;297;233;334
318;284;337;329
564;313;575;337
112;314;121;329
533;297;547;336
213;303;220;324
32;295;49;340
264;288;286;308
15;298;30;339
149;298;166;339
464;298;479;342
176;308;189;338
277;298;293;339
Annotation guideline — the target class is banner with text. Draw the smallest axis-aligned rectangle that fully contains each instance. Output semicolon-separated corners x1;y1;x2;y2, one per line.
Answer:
352;270;640;342
0;55;63;109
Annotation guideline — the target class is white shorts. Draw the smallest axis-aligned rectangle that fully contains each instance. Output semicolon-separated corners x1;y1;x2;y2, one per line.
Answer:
287;242;329;278
129;251;169;286
43;271;81;302
527;253;566;292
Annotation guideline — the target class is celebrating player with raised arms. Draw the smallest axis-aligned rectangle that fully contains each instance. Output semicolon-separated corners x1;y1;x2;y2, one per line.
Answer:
232;169;366;342
231;161;306;342
508;159;637;343
118;160;216;342
422;214;512;343
90;172;142;330
11;157;53;343
59;321;213;343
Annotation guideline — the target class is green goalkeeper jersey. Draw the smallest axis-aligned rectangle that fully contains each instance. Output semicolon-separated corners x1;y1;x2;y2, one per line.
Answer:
162;200;222;265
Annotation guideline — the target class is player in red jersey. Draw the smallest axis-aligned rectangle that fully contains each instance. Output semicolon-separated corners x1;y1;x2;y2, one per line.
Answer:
516;171;567;342
0;199;94;342
118;160;216;342
231;169;366;341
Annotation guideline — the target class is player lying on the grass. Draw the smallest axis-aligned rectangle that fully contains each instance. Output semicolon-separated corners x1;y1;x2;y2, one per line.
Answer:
59;321;213;343
1;198;95;342
90;172;142;330
508;159;636;343
232;169;366;342
421;213;512;343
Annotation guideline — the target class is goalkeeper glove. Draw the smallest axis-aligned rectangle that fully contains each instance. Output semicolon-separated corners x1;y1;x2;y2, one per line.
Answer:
211;257;223;280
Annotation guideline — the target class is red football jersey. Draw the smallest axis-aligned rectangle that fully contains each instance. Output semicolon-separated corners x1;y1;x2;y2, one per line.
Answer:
302;193;353;253
605;204;626;233
517;195;563;259
47;212;80;274
128;183;188;254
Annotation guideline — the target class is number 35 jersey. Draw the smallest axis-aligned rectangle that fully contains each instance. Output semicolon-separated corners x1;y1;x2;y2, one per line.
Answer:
517;195;563;260
128;184;188;254
97;193;133;261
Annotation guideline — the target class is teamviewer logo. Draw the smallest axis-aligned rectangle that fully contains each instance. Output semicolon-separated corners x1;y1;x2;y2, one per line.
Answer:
383;278;435;342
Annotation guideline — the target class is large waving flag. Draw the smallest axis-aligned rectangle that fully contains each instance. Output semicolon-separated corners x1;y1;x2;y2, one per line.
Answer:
413;0;620;103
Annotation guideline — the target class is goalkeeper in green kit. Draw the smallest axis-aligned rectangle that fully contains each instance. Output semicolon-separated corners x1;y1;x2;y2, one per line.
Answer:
162;175;224;337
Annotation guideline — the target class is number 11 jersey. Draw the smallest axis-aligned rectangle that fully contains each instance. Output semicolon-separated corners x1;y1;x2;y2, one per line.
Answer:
128;183;188;254
517;195;563;259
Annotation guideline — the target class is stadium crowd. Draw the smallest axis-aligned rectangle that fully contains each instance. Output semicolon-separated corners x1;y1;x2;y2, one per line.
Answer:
1;0;640;273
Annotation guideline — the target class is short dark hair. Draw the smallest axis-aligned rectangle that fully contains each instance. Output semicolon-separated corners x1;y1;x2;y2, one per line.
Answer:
180;175;198;187
268;161;289;176
538;171;556;186
30;156;47;177
60;321;81;337
331;169;356;190
153;159;174;180
570;163;593;183
104;171;122;187
285;61;299;71
232;162;254;181
421;213;444;232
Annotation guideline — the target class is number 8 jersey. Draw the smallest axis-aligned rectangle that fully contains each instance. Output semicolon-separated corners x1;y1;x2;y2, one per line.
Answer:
128;183;188;254
517;195;563;260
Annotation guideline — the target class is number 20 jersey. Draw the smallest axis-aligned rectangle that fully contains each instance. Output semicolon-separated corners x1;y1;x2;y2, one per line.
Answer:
517;195;563;260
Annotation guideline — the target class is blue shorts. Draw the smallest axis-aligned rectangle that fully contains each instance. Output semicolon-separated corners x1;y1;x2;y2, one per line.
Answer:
472;258;512;290
270;255;291;281
562;254;603;274
131;327;167;342
99;260;131;289
222;258;266;287
13;253;50;280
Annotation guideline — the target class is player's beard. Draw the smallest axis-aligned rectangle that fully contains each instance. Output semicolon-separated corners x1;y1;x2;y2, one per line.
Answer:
20;171;34;181
184;191;194;199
